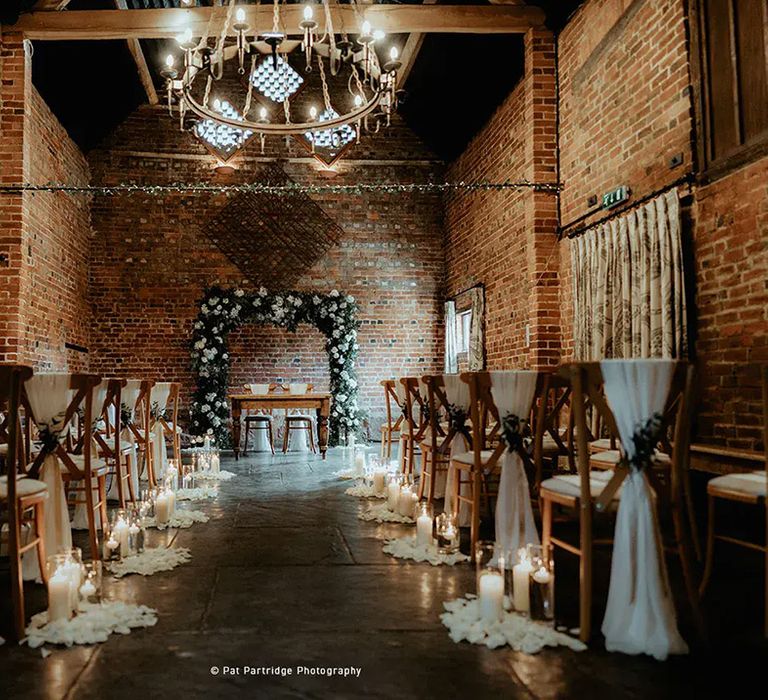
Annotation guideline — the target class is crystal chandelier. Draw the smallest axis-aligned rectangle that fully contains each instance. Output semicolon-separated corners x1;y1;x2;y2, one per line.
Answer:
161;0;402;166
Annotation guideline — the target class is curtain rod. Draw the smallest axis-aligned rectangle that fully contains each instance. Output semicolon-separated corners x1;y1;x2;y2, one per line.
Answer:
557;172;695;241
448;282;485;302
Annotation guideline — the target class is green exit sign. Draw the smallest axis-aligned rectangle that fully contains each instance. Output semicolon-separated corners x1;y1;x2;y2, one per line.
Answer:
602;185;630;209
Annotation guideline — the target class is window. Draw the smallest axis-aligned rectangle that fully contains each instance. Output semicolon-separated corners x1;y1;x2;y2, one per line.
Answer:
455;309;472;355
692;0;768;177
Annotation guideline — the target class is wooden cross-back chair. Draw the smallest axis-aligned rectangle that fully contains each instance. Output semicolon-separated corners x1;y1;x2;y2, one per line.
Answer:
127;380;156;488
530;372;573;482
23;373;108;563
92;379;136;506
700;365;768;637
379;379;403;462
449;371;546;559
540;361;703;643
418;375;452;504
282;383;317;454
397;377;428;478
243;382;279;455
0;365;47;640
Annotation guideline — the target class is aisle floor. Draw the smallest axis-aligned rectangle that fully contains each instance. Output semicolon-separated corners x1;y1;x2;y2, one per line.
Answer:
0;448;766;699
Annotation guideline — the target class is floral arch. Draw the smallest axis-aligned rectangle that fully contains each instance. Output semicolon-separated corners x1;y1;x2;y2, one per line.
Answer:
189;286;362;447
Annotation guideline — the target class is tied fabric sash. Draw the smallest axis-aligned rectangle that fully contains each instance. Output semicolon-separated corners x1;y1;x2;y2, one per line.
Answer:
443;375;471;525
599;359;688;661
22;374;74;581
489;371;539;565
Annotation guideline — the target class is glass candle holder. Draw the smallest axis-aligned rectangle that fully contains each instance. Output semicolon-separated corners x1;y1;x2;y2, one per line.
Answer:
372;463;387;496
510;546;534;615
154;486;172;525
415;502;434;547
102;523;121;562
210;450;220;473
353;446;367;476
165;459;179;491
386;474;403;512
435;512;459;555
79;561;102;604
46;554;75;622
181;463;195;490
475;541;505;624
397;483;417;517
527;544;555;624
127;505;145;554
111;509;131;559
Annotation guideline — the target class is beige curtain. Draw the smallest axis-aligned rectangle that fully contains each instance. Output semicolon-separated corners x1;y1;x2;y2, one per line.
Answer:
571;190;687;360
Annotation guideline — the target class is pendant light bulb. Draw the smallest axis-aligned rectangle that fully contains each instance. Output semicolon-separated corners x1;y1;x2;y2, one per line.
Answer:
303;5;313;21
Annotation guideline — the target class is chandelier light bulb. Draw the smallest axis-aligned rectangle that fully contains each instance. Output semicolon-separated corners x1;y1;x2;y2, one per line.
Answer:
303;5;313;21
310;105;318;120
373;29;385;41
213;98;221;111
165;54;175;68
389;46;398;61
260;107;267;120
235;7;246;23
354;94;363;108
361;20;371;36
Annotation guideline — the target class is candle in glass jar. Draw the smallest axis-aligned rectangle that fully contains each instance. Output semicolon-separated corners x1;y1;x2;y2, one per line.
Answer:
113;517;130;557
373;470;386;495
166;465;178;492
211;453;220;473
398;486;414;517
387;480;401;511
478;570;505;623
155;492;171;524
354;451;366;476
512;552;533;612
79;578;96;600
416;512;433;547
48;570;73;622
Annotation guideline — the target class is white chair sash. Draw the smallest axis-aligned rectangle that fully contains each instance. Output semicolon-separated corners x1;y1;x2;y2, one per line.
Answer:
599;359;688;660
489;371;539;563
443;374;471;525
151;382;174;480
121;380;142;424
286;384;311;452
22;373;73;581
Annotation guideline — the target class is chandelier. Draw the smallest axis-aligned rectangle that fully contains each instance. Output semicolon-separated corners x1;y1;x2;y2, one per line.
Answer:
160;0;402;166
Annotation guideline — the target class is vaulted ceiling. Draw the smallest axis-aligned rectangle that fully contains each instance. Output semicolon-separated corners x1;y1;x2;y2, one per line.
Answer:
6;0;583;159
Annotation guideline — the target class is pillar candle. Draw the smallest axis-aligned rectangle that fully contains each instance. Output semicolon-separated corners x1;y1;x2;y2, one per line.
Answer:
354;451;366;476
373;470;386;495
478;571;505;623
211;453;220;473
203;435;211;451
386;480;400;511
416;513;433;547
155;492;170;524
398;486;415;517
48;571;73;623
113;518;130;558
513;556;533;612
167;489;176;516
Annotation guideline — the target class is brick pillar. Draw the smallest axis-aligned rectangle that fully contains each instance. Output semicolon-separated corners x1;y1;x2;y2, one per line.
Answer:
0;33;28;363
523;27;560;369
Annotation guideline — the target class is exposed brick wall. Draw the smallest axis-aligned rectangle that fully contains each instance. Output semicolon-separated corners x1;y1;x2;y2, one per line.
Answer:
86;104;445;432
691;159;768;449
443;28;560;371
0;35;91;371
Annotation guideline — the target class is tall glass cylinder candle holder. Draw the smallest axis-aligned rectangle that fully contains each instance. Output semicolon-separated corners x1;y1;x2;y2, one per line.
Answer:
416;502;434;547
165;459;179;491
527;544;555;624
397;483;417;517
128;504;145;554
102;523;120;562
353;446;367;476
435;512;459;555
475;541;505;624
154;486;172;525
59;547;84;613
46;554;75;623
111;509;131;559
79;561;102;604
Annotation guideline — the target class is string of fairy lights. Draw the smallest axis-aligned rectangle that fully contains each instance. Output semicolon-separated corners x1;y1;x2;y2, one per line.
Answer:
0;180;562;197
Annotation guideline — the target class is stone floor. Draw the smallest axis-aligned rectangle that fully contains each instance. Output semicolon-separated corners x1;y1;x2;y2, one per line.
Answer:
1;448;766;698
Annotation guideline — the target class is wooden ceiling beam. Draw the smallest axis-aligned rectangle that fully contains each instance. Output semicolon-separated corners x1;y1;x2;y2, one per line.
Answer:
397;0;438;88
7;6;546;40
114;0;158;105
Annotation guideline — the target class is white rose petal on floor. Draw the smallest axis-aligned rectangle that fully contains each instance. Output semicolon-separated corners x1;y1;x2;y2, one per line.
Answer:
176;486;218;501
106;547;192;578
383;535;469;566
344;483;386;499
142;509;209;530
358;502;415;524
195;469;236;481
25;602;158;649
440;595;587;654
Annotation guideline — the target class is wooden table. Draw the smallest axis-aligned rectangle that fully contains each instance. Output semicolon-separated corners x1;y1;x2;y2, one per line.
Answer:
230;393;332;460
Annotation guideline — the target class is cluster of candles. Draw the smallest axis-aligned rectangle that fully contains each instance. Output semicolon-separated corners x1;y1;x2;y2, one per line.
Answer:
475;543;555;625
103;504;147;560
47;548;102;623
192;435;221;473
